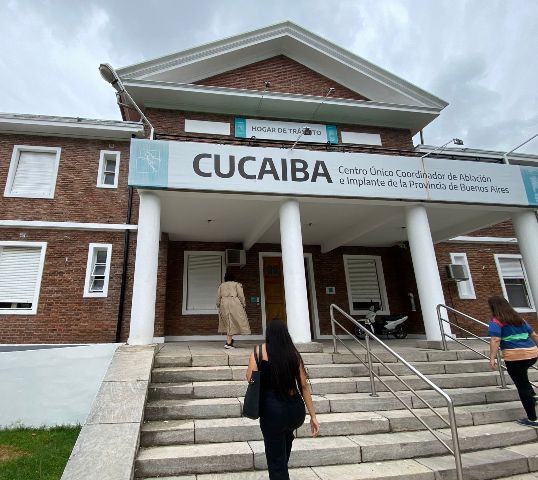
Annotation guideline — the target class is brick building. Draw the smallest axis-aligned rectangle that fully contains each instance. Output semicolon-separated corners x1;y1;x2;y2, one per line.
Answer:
1;22;537;345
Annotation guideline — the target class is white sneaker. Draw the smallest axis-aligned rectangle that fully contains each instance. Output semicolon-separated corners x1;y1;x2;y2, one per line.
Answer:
224;343;235;349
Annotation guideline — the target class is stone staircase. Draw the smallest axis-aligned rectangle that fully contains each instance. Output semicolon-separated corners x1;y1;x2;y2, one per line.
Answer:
134;342;538;479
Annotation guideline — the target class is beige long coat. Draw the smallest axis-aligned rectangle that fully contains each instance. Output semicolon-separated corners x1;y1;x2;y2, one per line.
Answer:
216;281;251;335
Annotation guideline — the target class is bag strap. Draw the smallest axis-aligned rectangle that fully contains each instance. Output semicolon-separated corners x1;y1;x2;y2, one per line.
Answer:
254;343;263;370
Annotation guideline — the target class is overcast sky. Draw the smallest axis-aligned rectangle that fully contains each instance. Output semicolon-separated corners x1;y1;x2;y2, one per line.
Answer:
1;0;537;153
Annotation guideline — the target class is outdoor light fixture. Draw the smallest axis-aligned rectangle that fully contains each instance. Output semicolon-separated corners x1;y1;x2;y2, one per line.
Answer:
420;138;464;159
502;133;538;164
99;63;155;139
311;87;336;119
290;127;313;150
256;81;272;114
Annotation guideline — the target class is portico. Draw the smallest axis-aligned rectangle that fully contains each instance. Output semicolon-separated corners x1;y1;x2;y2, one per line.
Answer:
126;180;538;345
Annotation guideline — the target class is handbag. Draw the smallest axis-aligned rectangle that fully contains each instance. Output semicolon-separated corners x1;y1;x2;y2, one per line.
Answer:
243;343;263;420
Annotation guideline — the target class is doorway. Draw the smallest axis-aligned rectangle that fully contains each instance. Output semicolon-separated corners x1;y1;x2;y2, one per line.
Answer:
259;253;319;339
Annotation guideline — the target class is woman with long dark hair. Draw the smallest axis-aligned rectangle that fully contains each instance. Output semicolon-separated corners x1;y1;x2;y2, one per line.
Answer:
488;295;538;428
246;319;320;479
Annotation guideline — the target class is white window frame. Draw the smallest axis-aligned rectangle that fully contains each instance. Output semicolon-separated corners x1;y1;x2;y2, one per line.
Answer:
450;252;476;300
343;254;390;315
182;251;225;315
494;253;535;313
96;150;121;189
0;241;47;315
83;243;113;298
4;145;61;198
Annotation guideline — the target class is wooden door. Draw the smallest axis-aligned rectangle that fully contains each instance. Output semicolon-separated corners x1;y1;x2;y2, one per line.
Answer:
263;256;287;323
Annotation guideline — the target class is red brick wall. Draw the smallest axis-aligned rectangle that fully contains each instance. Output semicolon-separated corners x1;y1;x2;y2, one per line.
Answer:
435;242;537;336
164;241;422;337
194;55;368;101
0;229;126;343
0;134;134;223
146;108;414;152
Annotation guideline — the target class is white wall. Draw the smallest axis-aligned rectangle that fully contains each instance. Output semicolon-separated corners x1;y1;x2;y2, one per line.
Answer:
0;344;119;428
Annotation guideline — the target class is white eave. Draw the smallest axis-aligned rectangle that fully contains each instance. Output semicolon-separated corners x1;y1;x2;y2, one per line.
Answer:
124;79;442;135
0;112;145;140
415;144;538;166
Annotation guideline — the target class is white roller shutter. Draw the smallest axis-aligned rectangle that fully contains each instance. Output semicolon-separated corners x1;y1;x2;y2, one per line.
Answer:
11;151;57;197
186;254;223;311
346;257;382;305
0;247;43;304
498;257;525;278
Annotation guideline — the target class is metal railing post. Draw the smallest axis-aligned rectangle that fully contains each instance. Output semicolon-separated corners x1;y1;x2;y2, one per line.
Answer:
447;402;464;480
365;334;378;397
436;305;448;351
497;351;508;389
330;308;338;354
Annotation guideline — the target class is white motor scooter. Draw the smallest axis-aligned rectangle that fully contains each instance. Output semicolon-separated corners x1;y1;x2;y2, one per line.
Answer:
354;305;408;340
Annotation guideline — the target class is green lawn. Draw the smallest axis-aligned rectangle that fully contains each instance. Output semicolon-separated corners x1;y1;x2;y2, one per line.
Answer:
0;426;80;480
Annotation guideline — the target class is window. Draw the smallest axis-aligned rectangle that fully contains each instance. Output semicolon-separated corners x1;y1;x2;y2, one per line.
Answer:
182;251;224;315
97;151;120;188
0;242;47;315
84;244;112;297
343;255;390;315
4;146;61;198
494;254;535;312
450;253;476;299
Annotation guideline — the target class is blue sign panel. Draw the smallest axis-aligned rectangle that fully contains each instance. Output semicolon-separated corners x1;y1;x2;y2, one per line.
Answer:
235;117;247;138
326;125;338;144
520;166;538;206
129;138;169;188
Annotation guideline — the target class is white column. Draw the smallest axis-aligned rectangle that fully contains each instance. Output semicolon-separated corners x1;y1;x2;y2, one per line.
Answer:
512;210;538;309
405;205;451;341
128;191;161;345
279;199;311;343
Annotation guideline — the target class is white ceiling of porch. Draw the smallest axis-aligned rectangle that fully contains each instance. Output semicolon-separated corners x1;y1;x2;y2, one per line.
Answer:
155;190;513;248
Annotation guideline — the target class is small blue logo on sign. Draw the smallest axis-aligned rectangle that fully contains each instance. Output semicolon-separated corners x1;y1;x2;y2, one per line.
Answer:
520;166;538;206
326;125;338;144
129;139;169;188
235;117;247;138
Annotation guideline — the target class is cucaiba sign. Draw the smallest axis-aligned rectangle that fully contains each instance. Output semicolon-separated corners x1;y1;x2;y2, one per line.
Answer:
129;139;538;207
234;118;338;144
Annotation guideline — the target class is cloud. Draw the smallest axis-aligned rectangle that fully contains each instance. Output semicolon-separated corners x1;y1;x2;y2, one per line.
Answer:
0;0;536;153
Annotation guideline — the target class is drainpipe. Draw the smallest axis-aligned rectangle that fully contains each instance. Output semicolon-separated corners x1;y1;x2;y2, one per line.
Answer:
116;185;134;343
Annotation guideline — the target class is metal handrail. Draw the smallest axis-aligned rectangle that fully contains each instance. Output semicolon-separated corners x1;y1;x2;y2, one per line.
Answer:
436;304;538;389
330;304;463;480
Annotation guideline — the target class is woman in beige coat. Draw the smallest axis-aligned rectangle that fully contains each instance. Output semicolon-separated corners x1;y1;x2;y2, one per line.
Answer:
217;271;251;349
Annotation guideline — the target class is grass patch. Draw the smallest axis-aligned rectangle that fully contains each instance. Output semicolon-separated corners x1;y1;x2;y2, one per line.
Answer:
0;426;80;480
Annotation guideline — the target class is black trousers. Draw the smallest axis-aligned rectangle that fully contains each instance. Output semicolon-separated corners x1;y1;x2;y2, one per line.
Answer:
259;391;306;480
505;357;537;421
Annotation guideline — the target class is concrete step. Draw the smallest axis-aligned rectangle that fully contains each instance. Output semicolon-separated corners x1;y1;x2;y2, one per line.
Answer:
142;400;526;447
145;384;521;421
153;348;492;368
143;394;526;447
135;424;537;477
151;363;516;386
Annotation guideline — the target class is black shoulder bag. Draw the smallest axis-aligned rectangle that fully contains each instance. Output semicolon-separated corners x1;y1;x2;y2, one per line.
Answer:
243;343;263;419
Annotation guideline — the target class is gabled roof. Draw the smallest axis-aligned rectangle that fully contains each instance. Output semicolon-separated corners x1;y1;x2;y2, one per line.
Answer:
116;22;447;134
118;21;447;109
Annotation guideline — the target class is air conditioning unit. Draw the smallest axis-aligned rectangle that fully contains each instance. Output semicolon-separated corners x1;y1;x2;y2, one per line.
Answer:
446;264;469;282
225;249;246;267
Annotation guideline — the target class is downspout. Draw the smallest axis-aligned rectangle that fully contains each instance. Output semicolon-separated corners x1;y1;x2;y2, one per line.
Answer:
116;185;134;343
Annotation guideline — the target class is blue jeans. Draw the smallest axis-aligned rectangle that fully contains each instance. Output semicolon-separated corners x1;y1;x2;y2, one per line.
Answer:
259;390;306;480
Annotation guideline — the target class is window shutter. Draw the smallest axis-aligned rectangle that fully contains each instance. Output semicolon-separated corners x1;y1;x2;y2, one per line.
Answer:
186;254;222;310
0;247;42;303
11;151;56;196
499;258;525;278
346;257;382;306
